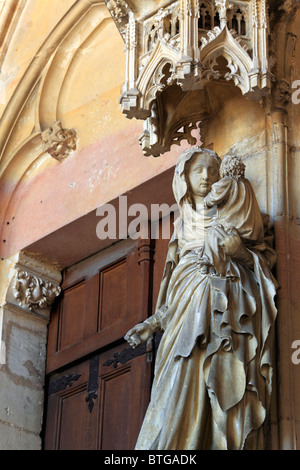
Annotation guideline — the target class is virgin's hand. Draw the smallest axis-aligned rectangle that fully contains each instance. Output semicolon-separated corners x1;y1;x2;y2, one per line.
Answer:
124;323;153;349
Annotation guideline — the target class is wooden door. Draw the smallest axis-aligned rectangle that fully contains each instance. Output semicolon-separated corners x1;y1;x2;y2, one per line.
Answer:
43;237;158;450
44;344;151;450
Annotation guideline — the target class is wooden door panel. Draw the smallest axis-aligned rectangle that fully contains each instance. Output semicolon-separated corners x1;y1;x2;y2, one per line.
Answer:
46;240;147;373
99;258;127;330
100;366;132;450
58;280;86;350
84;274;101;338
98;346;152;450
44;359;90;450
59;385;98;450
44;342;151;450
44;235;162;449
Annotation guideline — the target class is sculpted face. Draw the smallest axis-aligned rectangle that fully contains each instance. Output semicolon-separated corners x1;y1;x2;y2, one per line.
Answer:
187;152;219;201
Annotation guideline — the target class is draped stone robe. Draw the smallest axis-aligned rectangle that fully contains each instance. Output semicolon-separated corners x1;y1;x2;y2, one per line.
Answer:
134;148;278;450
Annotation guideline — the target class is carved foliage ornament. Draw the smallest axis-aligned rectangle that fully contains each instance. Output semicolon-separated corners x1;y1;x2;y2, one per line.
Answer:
14;268;61;311
106;0;130;37
42;121;77;162
107;0;129;24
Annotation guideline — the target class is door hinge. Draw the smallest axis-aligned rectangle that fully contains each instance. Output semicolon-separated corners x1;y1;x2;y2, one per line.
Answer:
48;373;81;395
86;354;100;413
103;333;162;369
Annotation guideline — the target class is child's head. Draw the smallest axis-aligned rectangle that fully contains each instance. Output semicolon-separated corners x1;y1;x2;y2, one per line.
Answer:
219;155;245;180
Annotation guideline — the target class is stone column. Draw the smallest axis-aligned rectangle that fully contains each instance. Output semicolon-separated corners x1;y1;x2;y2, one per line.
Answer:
0;252;61;450
266;81;297;449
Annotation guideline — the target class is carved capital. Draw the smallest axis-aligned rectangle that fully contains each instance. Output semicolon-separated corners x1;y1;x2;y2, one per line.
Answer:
3;251;62;320
13;268;61;311
42;121;77;161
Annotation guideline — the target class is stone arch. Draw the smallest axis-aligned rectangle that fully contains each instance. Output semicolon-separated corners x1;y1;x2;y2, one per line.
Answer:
198;0;214;30
201;26;253;96
0;0;105;163
0;0;125;255
137;40;179;111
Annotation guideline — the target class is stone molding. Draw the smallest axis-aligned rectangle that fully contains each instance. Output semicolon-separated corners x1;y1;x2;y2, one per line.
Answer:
0;0;27;70
0;0;104;162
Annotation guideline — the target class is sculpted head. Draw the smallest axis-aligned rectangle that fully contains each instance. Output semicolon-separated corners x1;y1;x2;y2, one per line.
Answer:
219;154;245;180
185;150;221;206
173;147;221;208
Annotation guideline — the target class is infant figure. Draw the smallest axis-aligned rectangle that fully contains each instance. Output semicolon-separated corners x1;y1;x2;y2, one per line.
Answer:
199;154;264;276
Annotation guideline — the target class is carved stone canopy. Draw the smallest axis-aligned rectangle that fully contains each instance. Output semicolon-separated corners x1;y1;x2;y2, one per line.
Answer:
105;0;287;157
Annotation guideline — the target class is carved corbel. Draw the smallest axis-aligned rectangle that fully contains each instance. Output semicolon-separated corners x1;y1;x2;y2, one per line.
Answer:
5;252;62;319
106;0;130;37
107;0;129;23
42;121;77;162
0;252;61;369
13;269;61;311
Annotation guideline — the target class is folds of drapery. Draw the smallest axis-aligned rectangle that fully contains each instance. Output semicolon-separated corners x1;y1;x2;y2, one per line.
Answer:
204;177;265;243
135;217;278;450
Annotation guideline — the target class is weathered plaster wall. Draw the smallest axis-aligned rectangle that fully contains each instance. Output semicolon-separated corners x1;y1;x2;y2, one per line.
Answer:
0;1;191;260
0;121;189;259
0;0;76;118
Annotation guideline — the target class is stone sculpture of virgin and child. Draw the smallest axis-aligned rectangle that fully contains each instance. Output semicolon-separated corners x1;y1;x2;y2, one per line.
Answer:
125;146;278;450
